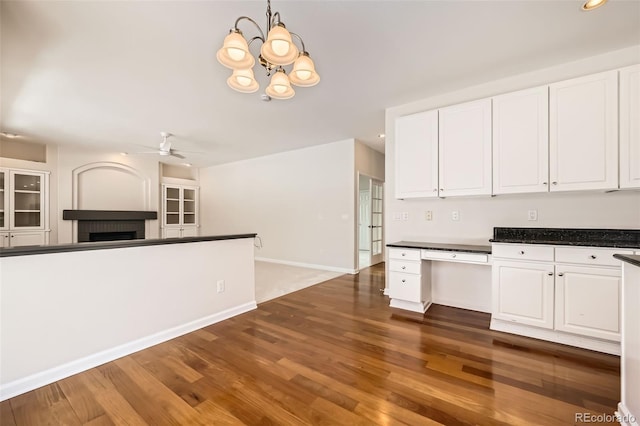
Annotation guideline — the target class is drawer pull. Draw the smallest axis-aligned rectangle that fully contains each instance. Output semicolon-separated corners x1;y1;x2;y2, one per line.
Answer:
547;272;553;276
401;279;406;283
519;250;525;255
558;273;564;277
401;266;406;270
401;253;406;257
590;255;597;259
452;254;457;258
552;181;558;185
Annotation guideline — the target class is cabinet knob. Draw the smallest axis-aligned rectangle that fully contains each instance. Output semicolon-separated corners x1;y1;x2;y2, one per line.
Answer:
401;279;406;283
440;188;444;191
401;253;405;257
401;266;406;270
558;273;564;277
543;182;548;185
547;272;553;276
452;254;457;258
433;189;438;192
519;250;525;255
10;235;14;238
590;255;597;259
552;181;558;185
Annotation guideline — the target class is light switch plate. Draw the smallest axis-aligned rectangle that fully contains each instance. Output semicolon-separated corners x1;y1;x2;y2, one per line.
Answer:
528;209;538;221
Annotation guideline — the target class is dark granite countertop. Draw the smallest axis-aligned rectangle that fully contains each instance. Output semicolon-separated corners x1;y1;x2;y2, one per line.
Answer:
387;241;491;254
0;234;257;258
491;227;640;248
614;254;640;268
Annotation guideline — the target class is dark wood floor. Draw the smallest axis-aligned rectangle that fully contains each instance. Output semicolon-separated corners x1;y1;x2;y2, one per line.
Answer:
1;263;620;425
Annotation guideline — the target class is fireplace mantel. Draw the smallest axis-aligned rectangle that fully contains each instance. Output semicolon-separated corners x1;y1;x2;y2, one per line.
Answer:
62;210;158;221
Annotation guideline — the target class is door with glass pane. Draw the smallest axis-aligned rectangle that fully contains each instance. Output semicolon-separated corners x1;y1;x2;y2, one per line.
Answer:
0;169;8;231
10;171;44;229
182;187;197;226
370;179;384;265
164;185;181;227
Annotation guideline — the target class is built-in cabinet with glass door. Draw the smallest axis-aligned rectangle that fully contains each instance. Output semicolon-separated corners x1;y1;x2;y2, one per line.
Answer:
161;184;199;238
0;167;50;247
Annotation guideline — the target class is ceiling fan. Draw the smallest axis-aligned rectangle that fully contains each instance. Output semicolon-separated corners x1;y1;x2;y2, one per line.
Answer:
131;132;191;159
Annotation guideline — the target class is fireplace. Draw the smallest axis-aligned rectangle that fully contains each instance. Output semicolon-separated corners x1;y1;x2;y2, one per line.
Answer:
63;210;158;243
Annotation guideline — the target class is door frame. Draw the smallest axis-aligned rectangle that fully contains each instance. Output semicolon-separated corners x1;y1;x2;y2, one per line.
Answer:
356;172;384;271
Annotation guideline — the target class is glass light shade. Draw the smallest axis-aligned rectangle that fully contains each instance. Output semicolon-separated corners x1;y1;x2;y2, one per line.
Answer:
227;68;259;93
289;53;320;87
265;70;295;99
260;25;299;66
217;31;255;69
582;0;607;9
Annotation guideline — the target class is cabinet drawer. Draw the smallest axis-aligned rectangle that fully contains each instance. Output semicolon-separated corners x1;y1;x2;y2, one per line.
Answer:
421;250;488;264
492;244;554;262
388;272;421;303
388;248;421;261
555;246;635;267
389;260;421;274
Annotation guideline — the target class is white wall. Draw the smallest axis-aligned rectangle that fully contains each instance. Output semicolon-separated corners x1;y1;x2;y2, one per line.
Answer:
56;145;161;243
385;46;640;312
0;237;256;400
200;139;357;272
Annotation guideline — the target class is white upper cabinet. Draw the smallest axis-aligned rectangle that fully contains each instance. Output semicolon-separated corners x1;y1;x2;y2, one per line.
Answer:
619;64;640;189
549;70;618;191
438;98;492;197
394;110;439;199
492;86;549;194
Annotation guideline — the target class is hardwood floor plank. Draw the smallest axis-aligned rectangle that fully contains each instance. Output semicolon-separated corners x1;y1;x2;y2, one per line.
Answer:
4;263;620;425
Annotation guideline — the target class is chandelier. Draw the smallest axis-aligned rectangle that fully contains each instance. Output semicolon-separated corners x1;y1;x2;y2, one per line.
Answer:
216;0;320;100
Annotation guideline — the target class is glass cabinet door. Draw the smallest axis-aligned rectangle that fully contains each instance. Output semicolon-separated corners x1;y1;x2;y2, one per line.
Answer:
164;186;180;225
182;188;196;225
0;170;6;230
11;172;43;229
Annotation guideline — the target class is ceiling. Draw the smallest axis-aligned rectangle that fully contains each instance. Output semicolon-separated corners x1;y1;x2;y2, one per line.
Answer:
1;0;639;167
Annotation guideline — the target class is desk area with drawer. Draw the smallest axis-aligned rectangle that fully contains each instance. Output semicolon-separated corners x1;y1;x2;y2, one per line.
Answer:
386;241;492;313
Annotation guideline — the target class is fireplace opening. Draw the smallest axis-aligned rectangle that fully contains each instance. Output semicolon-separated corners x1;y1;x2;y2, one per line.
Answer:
89;231;138;242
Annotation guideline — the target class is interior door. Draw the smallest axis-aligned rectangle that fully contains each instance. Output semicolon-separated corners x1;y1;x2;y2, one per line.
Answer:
370;179;384;265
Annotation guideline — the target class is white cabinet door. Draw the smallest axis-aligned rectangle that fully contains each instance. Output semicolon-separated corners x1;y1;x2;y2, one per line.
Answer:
394;110;439;199
181;226;198;237
620;64;640;189
492;260;554;329
438;98;492;197
163;227;182;238
0;232;9;248
9;170;46;230
9;231;46;247
492;86;549;194
555;265;621;341
549;70;618;191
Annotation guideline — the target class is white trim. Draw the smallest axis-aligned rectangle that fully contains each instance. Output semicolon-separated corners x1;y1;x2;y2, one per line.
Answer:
389;299;431;313
432;297;491;313
490;318;620;355
0;301;257;402
617;402;639;426
255;257;357;274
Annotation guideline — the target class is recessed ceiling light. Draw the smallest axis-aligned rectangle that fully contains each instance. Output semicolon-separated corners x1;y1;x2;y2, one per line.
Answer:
582;0;608;11
120;152;128;156
0;132;20;139
378;133;385;138
183;163;192;167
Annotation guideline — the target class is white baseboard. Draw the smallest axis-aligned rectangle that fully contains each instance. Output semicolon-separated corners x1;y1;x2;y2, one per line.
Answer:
490;319;620;355
0;301;257;402
617;402;639;426
256;257;357;274
389;299;431;314
432;297;491;314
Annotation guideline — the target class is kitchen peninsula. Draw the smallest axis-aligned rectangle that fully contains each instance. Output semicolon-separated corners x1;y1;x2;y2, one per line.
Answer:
0;234;257;401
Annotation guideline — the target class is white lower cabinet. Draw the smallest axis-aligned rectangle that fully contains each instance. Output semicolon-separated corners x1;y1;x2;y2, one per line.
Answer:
387;248;431;313
555;265;621;341
162;226;197;238
0;230;47;247
491;243;632;354
492;260;554;329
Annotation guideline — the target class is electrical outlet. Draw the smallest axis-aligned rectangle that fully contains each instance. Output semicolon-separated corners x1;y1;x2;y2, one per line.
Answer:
216;280;225;293
425;211;433;221
451;210;460;221
528;209;538;221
